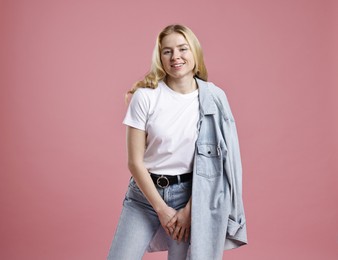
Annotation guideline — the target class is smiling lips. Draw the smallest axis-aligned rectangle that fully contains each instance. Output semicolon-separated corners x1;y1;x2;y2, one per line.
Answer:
171;63;185;68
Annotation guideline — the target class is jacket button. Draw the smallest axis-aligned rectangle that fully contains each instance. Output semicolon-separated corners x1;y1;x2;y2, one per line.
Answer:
208;151;211;154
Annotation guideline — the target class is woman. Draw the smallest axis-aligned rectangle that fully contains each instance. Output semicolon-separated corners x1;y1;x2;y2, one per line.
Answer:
107;24;247;260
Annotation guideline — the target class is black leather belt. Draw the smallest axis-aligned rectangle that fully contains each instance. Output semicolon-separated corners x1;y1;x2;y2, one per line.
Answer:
150;173;192;188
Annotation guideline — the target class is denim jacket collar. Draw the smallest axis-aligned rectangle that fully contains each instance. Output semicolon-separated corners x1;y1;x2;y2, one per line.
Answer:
195;78;217;115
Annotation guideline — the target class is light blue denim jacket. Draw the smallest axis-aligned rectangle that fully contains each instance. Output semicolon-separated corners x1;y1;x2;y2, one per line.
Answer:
147;79;247;259
189;78;247;259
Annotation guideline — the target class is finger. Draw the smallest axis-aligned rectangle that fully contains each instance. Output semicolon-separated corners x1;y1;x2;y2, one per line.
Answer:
178;227;185;242
166;215;178;228
168;226;175;236
184;227;190;242
172;226;181;240
164;226;171;237
162;223;172;237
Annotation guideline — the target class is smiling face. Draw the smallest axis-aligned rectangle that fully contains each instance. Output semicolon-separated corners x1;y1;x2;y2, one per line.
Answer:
160;32;196;82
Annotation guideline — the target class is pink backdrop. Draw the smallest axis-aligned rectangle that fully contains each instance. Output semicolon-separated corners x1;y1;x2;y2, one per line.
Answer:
1;0;337;259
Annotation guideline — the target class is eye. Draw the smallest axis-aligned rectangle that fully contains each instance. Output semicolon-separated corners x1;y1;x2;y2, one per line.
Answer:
180;48;188;52
162;50;172;55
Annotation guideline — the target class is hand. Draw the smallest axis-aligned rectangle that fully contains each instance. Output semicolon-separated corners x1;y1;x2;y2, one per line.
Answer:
166;205;191;242
156;206;177;237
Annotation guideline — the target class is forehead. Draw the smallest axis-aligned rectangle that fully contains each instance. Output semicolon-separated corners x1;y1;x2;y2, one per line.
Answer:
161;32;189;48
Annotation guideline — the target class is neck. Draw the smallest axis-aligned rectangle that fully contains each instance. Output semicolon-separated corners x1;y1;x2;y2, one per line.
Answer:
165;76;197;94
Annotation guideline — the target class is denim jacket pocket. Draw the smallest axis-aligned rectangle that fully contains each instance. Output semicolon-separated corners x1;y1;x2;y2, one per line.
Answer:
196;143;222;178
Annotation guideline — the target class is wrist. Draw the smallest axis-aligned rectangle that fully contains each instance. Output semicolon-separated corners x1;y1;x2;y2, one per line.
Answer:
184;198;192;210
154;202;168;214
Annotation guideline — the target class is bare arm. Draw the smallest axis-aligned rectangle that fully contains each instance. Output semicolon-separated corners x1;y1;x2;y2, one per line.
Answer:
126;126;176;235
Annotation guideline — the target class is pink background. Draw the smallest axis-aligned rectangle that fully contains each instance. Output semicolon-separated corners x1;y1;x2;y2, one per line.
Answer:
1;0;337;259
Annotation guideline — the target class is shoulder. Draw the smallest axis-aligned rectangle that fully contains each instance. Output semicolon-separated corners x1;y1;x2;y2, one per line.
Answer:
130;84;159;104
197;79;229;105
206;81;228;99
196;78;226;97
132;82;162;99
129;83;165;114
205;81;234;120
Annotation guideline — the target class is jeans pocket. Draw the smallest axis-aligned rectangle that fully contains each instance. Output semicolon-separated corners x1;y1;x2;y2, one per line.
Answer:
196;143;223;178
180;180;193;191
129;178;142;194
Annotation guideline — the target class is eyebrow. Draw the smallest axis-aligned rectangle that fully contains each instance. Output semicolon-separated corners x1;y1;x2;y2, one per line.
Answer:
161;44;189;50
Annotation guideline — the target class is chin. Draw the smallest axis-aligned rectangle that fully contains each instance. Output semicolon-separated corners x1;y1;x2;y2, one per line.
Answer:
169;72;193;79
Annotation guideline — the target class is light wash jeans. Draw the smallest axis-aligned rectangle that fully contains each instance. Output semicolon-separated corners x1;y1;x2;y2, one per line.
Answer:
107;177;192;260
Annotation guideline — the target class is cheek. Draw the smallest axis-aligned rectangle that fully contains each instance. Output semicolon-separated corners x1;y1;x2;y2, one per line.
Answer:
161;56;169;66
184;53;194;63
188;57;196;67
160;57;167;71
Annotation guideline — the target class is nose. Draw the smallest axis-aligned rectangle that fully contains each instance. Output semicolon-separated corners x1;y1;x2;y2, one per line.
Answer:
171;49;180;60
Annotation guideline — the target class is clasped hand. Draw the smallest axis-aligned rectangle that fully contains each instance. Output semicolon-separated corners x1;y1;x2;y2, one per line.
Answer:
158;206;191;243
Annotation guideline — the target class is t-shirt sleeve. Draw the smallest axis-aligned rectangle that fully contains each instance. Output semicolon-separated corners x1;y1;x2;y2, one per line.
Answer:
123;89;149;131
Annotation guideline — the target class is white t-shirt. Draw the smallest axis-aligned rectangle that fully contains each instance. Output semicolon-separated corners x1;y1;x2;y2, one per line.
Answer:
123;81;200;176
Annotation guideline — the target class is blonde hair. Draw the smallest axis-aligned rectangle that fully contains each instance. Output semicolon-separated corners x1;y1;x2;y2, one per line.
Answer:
127;24;208;95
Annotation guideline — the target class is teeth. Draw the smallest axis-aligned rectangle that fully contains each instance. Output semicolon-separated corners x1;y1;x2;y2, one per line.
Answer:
172;64;183;68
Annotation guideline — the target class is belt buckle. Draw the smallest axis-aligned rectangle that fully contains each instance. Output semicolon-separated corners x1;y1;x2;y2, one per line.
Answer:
156;175;169;188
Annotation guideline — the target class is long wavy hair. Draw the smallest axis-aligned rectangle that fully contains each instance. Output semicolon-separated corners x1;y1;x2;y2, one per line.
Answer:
127;24;208;95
